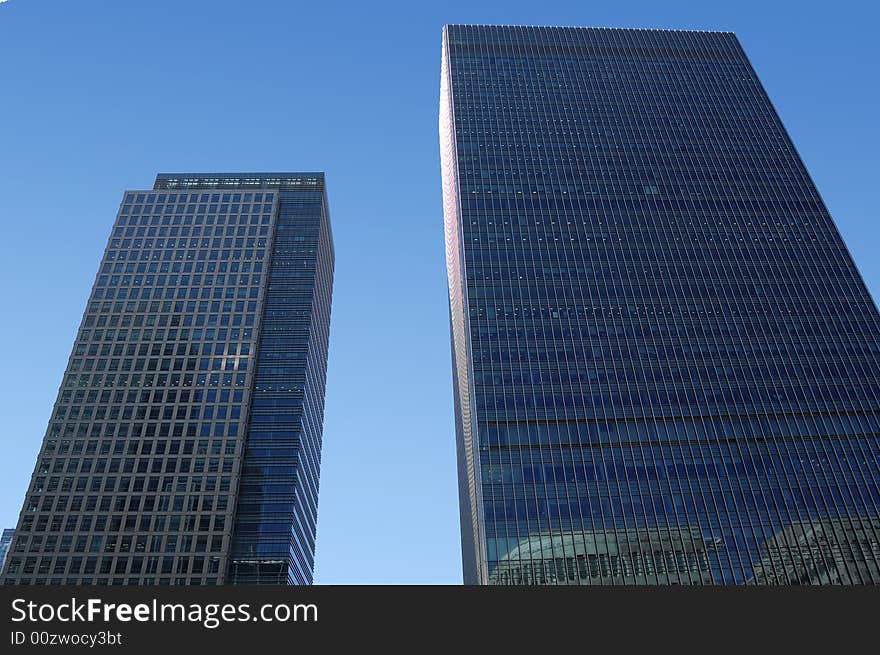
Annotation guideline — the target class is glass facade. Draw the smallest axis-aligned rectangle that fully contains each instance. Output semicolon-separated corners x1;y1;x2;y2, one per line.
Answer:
0;530;13;573
440;25;880;584
1;173;334;585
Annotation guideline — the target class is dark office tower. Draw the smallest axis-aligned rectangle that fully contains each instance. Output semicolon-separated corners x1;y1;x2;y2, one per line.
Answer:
440;25;880;585
2;173;334;586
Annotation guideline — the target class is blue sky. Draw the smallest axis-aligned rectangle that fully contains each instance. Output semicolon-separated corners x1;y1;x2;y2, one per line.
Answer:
0;0;877;584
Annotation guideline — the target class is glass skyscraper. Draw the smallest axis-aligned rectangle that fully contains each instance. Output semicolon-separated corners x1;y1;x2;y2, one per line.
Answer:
0;530;13;574
2;173;334;585
440;25;880;584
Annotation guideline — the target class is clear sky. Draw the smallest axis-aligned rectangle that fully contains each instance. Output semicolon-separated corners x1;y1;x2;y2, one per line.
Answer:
0;0;877;584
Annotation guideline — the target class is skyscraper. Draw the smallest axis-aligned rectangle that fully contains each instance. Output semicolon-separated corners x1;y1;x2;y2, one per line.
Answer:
0;530;13;573
440;25;880;584
2;173;334;585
